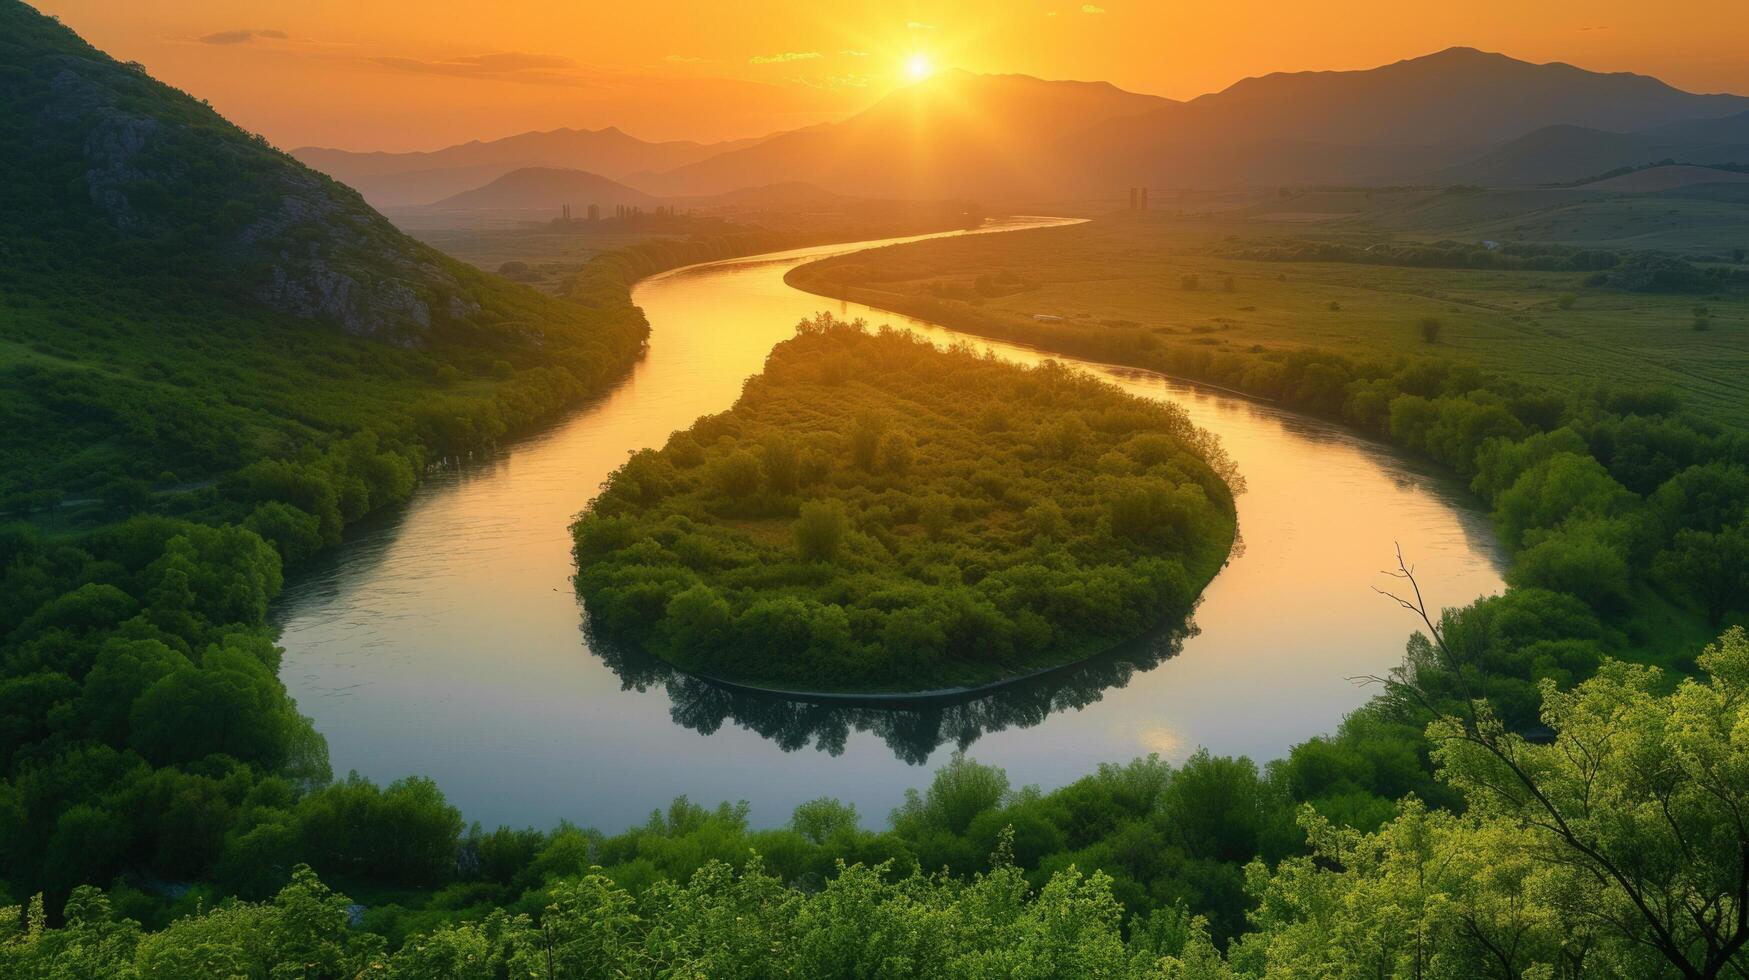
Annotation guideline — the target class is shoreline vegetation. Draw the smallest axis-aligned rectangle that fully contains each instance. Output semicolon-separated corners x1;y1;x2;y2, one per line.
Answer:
572;317;1238;693
785;216;1747;666
5;7;1749;975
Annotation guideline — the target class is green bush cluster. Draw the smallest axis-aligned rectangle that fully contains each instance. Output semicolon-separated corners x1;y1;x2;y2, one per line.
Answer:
786;246;1749;924
573;317;1238;691
9;628;1747;976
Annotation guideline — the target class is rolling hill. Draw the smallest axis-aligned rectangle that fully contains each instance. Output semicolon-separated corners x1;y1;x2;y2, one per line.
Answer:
427;166;661;213
293;126;763;208
1441;111;1749;185
1584;163;1749;193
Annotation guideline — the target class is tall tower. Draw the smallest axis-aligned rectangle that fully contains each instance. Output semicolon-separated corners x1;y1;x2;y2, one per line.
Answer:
1139;187;1148;211
1128;187;1138;210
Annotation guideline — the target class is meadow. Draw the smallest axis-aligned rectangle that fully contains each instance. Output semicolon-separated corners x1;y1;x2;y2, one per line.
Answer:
792;206;1749;426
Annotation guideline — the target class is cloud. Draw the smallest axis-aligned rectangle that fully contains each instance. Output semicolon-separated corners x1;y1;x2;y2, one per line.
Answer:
1081;4;1106;13
196;28;288;45
839;49;871;57
749;51;823;64
372;51;591;87
906;21;935;30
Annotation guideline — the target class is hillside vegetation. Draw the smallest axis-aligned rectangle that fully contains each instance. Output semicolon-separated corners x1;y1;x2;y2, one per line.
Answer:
0;2;650;521
574;318;1237;691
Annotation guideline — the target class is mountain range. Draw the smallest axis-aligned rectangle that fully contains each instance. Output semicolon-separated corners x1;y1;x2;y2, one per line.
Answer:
1439;110;1749;185
296;47;1749;206
428;167;663;213
292;127;764;208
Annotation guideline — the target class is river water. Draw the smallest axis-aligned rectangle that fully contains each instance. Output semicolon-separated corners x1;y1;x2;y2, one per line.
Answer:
276;217;1504;831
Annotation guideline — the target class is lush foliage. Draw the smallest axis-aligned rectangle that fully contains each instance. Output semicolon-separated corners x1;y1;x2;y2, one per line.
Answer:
3;11;1746;970
0;2;648;519
574;318;1238;691
7;629;1744;977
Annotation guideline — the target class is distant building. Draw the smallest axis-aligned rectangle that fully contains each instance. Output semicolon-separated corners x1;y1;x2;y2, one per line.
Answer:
1032;314;1063;322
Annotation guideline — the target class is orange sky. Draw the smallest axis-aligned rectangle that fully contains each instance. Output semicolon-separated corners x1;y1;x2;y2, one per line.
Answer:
33;0;1749;151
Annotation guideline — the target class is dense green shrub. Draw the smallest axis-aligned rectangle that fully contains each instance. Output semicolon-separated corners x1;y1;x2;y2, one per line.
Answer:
573;317;1239;691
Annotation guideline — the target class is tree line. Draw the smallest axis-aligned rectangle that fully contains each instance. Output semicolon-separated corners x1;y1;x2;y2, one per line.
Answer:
5;626;1746;976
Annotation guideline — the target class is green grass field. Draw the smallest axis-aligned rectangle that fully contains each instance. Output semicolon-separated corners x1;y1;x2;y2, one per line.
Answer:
796;210;1749;427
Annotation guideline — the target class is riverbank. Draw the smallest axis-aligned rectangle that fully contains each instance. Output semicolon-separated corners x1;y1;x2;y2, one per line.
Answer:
783;215;1732;672
276;217;1500;832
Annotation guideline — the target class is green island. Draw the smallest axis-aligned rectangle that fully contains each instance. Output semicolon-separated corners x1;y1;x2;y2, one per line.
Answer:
3;5;1749;977
573;317;1238;692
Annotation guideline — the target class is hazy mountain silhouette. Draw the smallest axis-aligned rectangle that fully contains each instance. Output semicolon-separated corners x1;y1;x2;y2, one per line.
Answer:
1063;47;1749;190
637;49;1749;197
293;127;765;207
1186;47;1746;145
426;166;661;212
668;180;860;210
1442;111;1749;185
633;70;1176;198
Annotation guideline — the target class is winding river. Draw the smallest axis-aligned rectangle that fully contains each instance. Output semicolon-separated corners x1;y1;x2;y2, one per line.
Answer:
276;217;1504;831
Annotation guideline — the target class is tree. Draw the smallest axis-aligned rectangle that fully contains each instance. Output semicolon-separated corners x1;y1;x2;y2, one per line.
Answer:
1418;317;1443;343
891;753;1010;837
1653;524;1749;625
850;414;886;471
1556;292;1577;310
1492;452;1634;550
793;501;847;562
242;502;323;567
760;436;799;494
1507;519;1634;611
708;450;762;498
1373;556;1749;979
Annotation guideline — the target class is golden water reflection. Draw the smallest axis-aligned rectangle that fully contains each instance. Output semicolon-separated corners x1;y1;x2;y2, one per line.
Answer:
276;217;1504;831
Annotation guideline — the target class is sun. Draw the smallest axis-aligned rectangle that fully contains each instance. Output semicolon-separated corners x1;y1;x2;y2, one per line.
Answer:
905;54;936;82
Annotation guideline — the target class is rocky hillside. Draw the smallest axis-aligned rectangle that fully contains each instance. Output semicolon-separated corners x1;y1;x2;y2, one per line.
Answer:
0;2;595;349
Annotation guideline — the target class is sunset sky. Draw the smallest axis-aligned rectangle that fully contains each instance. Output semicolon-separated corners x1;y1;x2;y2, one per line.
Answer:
34;0;1749;152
